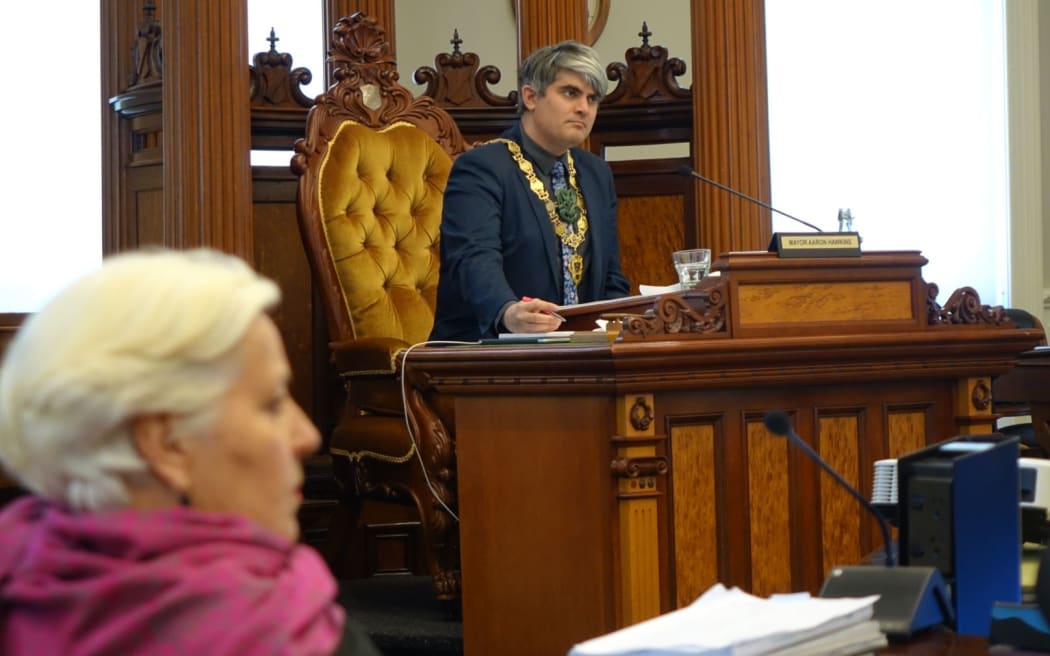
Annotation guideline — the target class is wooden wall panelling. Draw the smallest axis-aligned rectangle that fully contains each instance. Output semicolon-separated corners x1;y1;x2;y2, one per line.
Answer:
690;0;771;257
162;0;253;260
127;165;164;247
589;28;695;291
515;0;588;60
616;194;685;291
102;0;159;254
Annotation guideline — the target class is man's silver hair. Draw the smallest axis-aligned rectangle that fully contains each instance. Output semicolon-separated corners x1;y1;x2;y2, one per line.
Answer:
518;40;608;114
0;248;280;511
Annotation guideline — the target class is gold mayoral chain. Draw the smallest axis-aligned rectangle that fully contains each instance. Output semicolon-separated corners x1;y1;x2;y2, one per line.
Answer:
495;139;589;285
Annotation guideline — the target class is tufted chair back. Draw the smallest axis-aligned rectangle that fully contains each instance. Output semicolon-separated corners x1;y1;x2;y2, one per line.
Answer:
317;121;449;346
292;13;469;603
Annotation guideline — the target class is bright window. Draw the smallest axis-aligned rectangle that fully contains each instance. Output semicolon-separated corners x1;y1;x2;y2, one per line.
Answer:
247;0;323;167
0;2;102;312
765;0;1008;306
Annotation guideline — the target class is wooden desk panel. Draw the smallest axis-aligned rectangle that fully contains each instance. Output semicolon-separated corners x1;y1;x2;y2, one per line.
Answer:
737;280;914;325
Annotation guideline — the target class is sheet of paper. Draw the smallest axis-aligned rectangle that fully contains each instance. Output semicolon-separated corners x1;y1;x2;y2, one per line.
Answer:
568;584;880;656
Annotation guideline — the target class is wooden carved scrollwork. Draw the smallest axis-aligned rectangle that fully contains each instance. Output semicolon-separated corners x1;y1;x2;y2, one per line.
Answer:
603;22;691;105
926;284;1009;326
972;379;992;411
621;286;727;338
413;29;518;109
249;29;313;108
401;365;459;599
611;456;669;478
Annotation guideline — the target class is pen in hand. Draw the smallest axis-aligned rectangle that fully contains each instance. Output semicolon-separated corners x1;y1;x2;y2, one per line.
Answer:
521;296;566;322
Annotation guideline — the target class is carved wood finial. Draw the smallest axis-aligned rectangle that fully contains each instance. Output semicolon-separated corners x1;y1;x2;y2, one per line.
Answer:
603;23;691;105
415;30;518;108
128;0;162;88
638;21;652;47
249;28;313;109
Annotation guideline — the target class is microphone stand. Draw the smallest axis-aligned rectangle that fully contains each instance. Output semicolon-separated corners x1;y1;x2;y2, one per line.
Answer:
676;165;823;232
763;410;953;640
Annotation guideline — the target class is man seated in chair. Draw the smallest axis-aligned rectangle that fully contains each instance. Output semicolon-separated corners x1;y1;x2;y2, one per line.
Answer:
430;40;631;341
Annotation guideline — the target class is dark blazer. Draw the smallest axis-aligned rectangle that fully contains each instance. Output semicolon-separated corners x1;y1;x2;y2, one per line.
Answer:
430;123;631;341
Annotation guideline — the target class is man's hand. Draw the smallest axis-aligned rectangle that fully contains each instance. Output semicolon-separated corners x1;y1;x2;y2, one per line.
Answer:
502;297;565;333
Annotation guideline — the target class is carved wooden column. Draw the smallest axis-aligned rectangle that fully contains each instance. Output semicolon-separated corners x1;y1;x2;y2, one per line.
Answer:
690;0;771;256
324;1;396;88
515;0;587;60
162;0;253;260
101;0;153;254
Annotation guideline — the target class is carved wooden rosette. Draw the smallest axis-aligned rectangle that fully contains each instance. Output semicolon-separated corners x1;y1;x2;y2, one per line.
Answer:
619;285;727;340
249;33;314;109
604;23;691;105
926;283;1010;326
971;378;992;411
414;31;518;109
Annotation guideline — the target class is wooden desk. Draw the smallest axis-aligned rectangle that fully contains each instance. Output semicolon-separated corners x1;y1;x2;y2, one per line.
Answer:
405;251;1043;656
994;347;1050;454
884;628;1043;654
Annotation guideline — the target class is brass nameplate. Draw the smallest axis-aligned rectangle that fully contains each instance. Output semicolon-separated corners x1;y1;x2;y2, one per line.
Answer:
768;232;862;258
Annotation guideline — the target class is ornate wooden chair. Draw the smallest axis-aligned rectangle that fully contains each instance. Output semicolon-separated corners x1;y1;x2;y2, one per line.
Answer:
291;13;468;601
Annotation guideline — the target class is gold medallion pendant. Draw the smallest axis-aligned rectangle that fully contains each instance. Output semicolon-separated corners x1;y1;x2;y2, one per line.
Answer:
494;139;588;285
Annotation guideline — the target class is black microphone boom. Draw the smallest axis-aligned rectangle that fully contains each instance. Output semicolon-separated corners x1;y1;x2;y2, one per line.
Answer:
763;409;893;565
677;165;823;233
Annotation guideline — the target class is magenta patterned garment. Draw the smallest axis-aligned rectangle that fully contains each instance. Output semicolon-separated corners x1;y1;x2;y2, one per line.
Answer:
0;496;344;655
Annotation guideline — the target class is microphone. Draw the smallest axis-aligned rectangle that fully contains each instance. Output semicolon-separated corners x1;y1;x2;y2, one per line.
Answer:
763;409;954;639
763;409;893;565
676;165;823;233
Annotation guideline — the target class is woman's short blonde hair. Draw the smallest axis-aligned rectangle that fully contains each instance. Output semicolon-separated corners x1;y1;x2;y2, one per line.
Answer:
0;248;280;511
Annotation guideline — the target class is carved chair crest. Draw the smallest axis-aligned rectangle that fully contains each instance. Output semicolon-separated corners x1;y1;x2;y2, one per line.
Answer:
292;12;470;163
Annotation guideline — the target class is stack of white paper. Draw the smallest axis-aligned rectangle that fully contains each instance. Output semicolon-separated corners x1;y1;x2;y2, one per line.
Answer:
568;584;886;656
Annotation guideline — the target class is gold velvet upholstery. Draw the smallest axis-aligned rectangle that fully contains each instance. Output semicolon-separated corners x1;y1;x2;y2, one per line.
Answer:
292;13;470;602
319;121;449;349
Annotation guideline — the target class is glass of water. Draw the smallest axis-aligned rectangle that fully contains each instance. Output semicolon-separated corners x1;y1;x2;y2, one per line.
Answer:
672;248;711;289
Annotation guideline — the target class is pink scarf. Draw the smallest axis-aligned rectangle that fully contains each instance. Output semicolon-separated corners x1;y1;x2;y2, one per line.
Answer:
0;496;344;655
